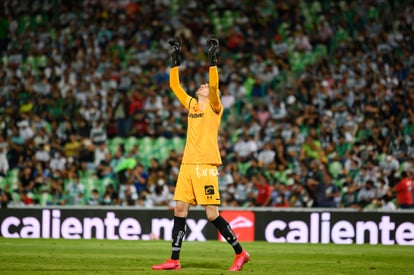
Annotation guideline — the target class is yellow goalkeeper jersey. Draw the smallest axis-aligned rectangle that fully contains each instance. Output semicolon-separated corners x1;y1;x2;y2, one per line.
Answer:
169;66;223;165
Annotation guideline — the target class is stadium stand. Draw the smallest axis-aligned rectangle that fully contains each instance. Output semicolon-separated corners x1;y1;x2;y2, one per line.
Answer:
0;0;413;209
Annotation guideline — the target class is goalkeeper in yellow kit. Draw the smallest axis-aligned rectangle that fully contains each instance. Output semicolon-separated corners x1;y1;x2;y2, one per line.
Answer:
152;36;250;272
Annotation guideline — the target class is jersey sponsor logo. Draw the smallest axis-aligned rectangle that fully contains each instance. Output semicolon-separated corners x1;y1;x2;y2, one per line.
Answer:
188;113;204;118
220;211;255;242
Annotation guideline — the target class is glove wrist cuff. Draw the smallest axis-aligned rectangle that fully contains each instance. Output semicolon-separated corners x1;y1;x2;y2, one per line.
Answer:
171;51;183;67
209;54;217;66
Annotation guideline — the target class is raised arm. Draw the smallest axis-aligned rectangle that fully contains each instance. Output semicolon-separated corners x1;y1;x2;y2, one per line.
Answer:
170;67;188;107
207;36;222;113
168;38;188;107
209;66;221;113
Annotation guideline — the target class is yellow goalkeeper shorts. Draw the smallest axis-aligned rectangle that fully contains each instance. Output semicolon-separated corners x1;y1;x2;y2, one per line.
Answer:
173;164;221;205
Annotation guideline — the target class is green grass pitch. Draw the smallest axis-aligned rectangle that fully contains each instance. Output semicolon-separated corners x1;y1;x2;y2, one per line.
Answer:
0;238;412;274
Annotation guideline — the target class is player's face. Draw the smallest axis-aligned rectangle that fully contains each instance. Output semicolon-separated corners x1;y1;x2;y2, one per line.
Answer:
196;83;209;98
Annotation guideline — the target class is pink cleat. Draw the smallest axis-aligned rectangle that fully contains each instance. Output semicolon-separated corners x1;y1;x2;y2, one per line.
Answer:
228;250;250;271
152;258;181;270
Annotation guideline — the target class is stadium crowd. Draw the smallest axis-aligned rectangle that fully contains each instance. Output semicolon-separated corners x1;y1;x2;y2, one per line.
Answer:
1;0;414;210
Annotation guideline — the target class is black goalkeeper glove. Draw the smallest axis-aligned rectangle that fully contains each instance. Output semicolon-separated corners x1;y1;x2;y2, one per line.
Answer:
168;38;183;67
207;35;219;66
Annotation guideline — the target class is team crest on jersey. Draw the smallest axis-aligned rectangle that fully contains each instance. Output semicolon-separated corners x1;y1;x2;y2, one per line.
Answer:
189;103;204;118
192;103;199;113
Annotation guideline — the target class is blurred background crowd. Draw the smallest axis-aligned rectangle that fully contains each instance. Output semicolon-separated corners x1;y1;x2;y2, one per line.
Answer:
0;0;413;210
